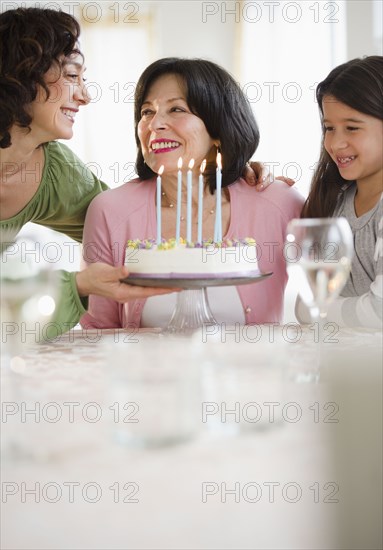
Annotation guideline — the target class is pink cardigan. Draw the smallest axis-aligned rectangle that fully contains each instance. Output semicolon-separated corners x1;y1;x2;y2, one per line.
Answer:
81;178;304;328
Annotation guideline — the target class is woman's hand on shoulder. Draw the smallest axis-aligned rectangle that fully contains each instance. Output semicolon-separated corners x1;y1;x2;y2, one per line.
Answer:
243;161;295;191
76;263;179;302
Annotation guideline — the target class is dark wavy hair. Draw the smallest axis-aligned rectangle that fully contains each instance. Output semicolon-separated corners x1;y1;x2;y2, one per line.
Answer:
0;7;81;148
134;57;260;192
303;56;383;217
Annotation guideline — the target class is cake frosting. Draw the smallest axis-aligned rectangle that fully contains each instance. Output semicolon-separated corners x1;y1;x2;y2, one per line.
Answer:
125;238;259;278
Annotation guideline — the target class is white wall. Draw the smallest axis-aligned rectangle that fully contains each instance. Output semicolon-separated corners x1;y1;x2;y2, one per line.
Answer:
347;0;383;57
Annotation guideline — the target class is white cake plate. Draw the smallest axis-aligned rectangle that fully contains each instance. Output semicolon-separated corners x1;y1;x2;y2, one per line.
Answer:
121;271;272;334
121;271;271;289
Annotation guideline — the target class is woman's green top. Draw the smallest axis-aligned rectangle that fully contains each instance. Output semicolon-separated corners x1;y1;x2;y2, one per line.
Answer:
0;141;109;337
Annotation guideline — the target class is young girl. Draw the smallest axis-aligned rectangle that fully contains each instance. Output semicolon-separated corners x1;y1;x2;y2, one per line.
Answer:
300;56;382;328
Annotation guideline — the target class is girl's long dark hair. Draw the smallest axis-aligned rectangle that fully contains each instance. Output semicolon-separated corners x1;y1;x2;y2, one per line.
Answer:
302;56;383;218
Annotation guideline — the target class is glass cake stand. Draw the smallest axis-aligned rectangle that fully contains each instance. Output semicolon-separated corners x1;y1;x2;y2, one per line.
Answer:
122;272;272;334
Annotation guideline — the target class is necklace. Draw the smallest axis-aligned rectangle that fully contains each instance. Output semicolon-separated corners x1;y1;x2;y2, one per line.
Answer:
161;190;215;220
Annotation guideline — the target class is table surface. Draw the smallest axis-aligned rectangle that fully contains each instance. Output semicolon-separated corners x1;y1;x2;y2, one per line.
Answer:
1;325;382;550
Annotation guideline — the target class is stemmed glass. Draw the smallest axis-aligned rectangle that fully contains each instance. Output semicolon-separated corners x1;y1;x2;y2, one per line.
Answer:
1;229;60;365
285;218;354;377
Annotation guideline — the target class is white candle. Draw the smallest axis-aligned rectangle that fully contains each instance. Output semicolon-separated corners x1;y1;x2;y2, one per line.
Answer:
186;159;195;243
198;159;206;244
156;165;164;245
214;152;222;242
176;157;183;244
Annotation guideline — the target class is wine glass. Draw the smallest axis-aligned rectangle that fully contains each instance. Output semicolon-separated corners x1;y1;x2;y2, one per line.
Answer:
0;229;60;365
285;218;354;378
285;217;354;319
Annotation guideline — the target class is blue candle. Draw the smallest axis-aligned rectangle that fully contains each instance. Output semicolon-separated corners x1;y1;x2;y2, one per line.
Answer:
176;157;182;244
214;153;222;242
186;159;195;243
198;159;206;244
156;165;164;245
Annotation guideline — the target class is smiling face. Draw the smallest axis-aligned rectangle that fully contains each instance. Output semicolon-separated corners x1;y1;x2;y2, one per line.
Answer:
137;73;217;176
29;53;90;141
322;95;383;188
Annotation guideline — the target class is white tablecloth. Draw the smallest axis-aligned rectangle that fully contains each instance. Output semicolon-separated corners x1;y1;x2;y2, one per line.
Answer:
1;326;382;550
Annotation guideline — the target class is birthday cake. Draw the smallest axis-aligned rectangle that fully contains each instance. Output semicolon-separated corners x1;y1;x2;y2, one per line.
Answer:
125;238;259;278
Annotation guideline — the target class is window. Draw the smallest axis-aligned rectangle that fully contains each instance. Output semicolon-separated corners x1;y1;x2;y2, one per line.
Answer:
68;2;154;188
238;0;347;197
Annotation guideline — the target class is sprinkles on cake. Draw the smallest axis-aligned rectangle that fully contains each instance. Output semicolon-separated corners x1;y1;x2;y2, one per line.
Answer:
126;237;257;250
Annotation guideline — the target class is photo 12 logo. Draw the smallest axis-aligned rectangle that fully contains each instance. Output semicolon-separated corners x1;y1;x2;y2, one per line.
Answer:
202;242;259;264
1;2;140;24
201;2;340;24
1;481;140;504
201;480;340;503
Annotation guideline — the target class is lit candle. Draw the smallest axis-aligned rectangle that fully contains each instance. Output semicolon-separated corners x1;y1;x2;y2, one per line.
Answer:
156;165;164;245
176;157;183;244
198;159;206;244
186;159;195;243
214;152;222;242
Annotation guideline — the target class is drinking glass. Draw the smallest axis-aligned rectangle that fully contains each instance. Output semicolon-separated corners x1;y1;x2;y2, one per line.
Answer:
285;218;353;320
285;218;354;378
107;336;202;448
1;229;60;363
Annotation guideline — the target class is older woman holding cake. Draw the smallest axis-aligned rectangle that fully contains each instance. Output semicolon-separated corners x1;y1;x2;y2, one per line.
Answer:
81;58;304;329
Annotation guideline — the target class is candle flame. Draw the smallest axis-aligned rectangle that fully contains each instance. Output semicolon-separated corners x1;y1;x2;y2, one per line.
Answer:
158;165;164;176
188;158;195;170
177;157;183;169
216;152;222;170
200;159;206;173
